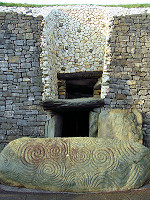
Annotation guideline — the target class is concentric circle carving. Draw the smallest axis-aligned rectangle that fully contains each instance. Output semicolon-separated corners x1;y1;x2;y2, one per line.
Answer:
70;147;91;166
45;139;68;160
92;147;118;170
18;142;46;167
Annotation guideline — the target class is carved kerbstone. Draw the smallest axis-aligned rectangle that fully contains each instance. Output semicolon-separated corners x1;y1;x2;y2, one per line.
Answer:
0;137;149;192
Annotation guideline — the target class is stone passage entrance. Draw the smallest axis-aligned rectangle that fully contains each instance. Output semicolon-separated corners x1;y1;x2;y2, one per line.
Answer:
61;111;89;137
57;72;102;137
43;71;103;138
43;97;104;138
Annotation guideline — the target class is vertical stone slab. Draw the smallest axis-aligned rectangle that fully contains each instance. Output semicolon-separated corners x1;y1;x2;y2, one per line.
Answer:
98;109;143;143
45;114;63;137
89;111;99;137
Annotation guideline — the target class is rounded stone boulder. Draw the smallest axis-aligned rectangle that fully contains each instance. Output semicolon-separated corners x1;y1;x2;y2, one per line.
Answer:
0;137;149;193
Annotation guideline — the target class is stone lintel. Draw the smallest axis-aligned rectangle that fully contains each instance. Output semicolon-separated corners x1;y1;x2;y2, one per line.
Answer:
57;71;102;80
41;97;104;112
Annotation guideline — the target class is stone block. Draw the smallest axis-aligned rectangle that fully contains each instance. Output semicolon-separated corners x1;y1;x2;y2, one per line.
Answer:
0;75;6;81
7;129;22;136
146;129;150;134
8;56;20;63
0;137;149;193
0;135;5;140
6;75;13;81
14;40;24;46
17;119;28;126
26;33;33;39
116;93;127;100
21;63;31;68
29;47;37;51
23;78;30;82
37;115;47;122
23;127;43;136
0;61;8;70
4;111;14;118
119;36;129;41
98;109;143;143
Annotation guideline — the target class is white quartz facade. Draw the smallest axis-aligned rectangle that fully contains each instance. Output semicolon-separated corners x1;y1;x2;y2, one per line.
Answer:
40;7;112;99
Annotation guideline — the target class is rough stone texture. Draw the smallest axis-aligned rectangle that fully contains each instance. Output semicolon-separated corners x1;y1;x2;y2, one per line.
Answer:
104;14;150;148
89;111;99;137
40;7;110;99
0;137;149;193
45;114;63;137
41;97;104;111
0;12;50;148
0;7;150;149
98;109;143;143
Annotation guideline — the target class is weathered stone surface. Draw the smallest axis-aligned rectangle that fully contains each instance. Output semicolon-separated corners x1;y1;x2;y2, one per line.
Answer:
41;97;104;112
0;144;3;153
45;114;63;137
0;137;149;193
0;12;46;147
89;111;99;137
8;56;20;63
98;109;143;143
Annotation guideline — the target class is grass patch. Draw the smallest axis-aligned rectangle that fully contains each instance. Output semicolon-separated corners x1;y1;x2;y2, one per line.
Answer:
0;2;150;8
0;2;52;7
101;4;150;8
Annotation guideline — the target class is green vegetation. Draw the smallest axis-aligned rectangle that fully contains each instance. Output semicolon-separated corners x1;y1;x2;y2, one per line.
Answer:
0;2;50;7
0;1;150;8
102;4;150;8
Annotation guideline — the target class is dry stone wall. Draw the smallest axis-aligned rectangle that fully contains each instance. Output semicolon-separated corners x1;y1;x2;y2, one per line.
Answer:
104;14;150;147
0;6;150;149
0;12;50;149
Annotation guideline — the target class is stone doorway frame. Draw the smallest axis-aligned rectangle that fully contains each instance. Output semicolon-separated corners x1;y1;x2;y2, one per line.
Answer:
43;71;104;138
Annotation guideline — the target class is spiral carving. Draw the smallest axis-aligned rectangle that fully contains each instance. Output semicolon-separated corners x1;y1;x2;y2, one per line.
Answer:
70;147;91;167
0;137;149;193
116;141;145;163
64;168;77;187
18;142;46;167
91;147;118;171
34;160;65;187
45;138;68;161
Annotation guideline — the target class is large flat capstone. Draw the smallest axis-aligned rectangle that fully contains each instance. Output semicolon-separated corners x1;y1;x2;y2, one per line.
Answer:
0;137;149;193
41;97;104;112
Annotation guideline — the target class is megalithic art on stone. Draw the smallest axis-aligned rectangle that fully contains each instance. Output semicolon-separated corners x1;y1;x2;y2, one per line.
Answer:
0;137;150;193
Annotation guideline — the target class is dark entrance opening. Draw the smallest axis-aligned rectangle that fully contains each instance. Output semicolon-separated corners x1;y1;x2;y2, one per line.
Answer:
57;71;102;99
66;79;97;99
61;111;89;137
56;72;102;137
